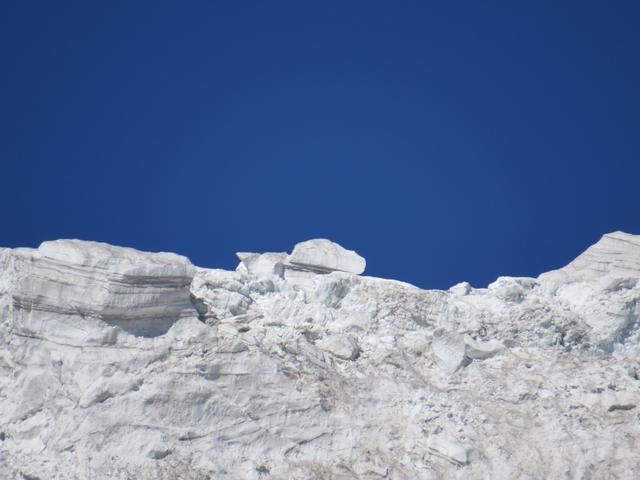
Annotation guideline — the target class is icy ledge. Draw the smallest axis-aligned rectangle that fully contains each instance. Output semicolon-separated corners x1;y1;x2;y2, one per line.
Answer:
0;233;639;479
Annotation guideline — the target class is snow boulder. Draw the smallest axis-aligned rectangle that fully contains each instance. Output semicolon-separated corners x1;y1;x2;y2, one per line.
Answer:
235;251;287;278
289;239;366;274
432;329;504;373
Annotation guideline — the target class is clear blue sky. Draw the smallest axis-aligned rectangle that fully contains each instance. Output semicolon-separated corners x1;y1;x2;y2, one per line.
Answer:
2;1;639;289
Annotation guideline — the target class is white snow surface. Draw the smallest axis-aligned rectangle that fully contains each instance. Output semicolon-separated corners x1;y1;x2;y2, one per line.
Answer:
1;233;639;479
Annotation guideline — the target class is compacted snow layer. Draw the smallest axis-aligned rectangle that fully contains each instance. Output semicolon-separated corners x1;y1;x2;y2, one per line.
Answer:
0;233;639;479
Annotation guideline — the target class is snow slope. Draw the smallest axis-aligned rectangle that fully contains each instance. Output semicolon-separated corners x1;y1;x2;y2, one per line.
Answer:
0;234;639;479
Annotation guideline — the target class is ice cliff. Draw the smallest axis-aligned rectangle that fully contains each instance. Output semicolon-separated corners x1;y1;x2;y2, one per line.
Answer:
1;234;639;479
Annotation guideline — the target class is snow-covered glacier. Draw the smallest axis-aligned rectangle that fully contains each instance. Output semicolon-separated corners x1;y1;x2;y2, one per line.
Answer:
1;233;639;479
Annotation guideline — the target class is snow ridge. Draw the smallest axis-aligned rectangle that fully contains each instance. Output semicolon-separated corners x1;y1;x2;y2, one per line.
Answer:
0;234;639;479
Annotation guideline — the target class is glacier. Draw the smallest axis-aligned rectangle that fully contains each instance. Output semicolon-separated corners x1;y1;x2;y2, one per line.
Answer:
0;234;639;479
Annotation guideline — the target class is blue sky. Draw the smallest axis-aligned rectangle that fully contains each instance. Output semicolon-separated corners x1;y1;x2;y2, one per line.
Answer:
2;1;639;289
